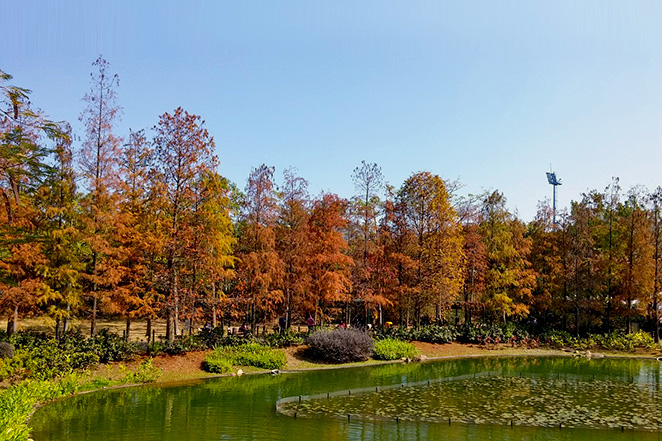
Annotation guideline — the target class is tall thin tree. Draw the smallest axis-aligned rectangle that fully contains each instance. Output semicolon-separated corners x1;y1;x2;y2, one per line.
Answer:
78;56;122;335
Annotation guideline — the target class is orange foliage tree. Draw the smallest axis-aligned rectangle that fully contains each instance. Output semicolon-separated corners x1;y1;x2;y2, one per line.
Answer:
78;56;122;335
397;172;465;325
276;168;311;328
152;107;219;340
305;193;353;325
235;164;283;332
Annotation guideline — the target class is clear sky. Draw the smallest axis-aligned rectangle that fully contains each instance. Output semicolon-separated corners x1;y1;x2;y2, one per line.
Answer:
2;1;662;220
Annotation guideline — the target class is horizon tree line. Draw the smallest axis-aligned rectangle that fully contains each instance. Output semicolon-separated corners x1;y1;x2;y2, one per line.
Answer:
1;59;660;343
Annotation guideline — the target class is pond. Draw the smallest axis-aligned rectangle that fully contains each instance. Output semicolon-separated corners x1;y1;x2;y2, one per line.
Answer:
30;356;662;441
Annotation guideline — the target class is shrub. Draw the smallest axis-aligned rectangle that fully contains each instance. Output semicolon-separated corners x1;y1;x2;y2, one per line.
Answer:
458;323;530;345
372;325;411;342
0;342;14;359
539;330;658;351
90;329;137;362
8;331;49;350
593;331;656;351
121;358;162;384
261;330;304;348
202;355;233;374
147;335;206;356
197;326;226;348
202;343;286;373
411;325;458;344
221;334;249;347
306;328;374;363
373;339;419;360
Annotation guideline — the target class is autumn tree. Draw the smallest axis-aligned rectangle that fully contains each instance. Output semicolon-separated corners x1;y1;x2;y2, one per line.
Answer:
180;170;235;332
560;196;605;334
78;56;122;335
34;124;84;338
348;161;389;325
397;172;464;325
305;193;353;325
379;185;417;325
0;69;69;334
593;179;625;332
100;130;163;340
351;161;383;266
527;200;566;328
234;164;283;332
457;196;487;325
276;168;310;328
617;188;653;333
479;191;536;322
153;107;218;341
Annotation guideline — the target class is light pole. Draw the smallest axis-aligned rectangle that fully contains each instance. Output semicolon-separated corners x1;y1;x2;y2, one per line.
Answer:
546;171;562;225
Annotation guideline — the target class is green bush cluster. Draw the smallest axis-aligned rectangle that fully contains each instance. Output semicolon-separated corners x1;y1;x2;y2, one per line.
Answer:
458;323;531;344
202;343;286;373
120;358;162;383
410;325;458;343
0;330;138;382
373;323;533;346
147;335;207;356
146;328;304;356
306;328;374;363
373;324;460;344
542;330;657;351
373;339;419;360
259;330;304;348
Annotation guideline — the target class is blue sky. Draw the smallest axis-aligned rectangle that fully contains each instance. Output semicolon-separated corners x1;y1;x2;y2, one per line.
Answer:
2;1;662;220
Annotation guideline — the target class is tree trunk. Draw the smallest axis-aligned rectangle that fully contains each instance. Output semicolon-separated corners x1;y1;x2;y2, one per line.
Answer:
11;305;18;334
172;269;179;338
285;286;291;330
250;294;256;334
654;297;660;343
146;317;152;343
166;310;174;342
63;303;71;333
90;252;98;336
91;293;97;336
212;282;218;328
125;318;131;341
6;306;18;335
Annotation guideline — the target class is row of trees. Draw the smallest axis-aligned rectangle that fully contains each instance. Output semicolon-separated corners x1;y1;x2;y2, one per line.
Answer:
1;59;660;342
1;59;233;341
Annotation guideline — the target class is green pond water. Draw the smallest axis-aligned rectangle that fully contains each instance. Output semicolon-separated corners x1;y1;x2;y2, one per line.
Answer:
30;356;662;441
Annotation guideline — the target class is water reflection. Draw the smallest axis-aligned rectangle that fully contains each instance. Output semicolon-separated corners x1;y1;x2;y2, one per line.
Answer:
30;356;662;441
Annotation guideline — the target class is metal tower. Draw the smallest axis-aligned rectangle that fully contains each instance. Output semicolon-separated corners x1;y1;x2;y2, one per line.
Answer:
546;171;562;225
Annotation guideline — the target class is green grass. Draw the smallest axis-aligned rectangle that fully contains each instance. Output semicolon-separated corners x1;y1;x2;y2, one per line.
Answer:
373;339;419;360
203;343;286;373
